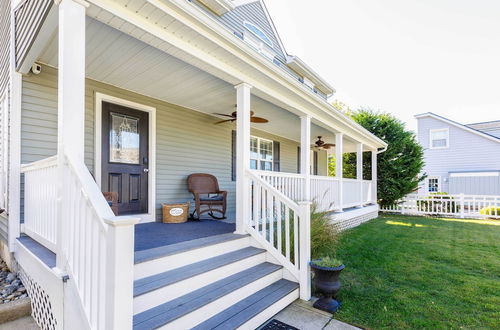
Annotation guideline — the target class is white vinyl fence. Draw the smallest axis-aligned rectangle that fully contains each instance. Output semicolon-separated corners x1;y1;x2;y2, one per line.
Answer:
381;194;500;219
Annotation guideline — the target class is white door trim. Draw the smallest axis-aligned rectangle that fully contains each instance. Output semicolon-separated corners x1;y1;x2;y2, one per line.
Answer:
94;92;156;223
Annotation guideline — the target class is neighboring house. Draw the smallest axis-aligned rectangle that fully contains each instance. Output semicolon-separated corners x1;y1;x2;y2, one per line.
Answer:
416;112;500;195
0;0;386;329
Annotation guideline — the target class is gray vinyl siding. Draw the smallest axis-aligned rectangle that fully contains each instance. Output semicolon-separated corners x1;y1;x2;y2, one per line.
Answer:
22;65;324;221
449;175;500;195
0;0;10;95
13;0;53;70
417;116;500;195
193;0;286;62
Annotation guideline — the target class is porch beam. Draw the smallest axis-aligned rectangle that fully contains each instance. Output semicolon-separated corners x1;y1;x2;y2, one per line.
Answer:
357;143;363;206
335;133;344;211
372;149;378;204
235;83;252;234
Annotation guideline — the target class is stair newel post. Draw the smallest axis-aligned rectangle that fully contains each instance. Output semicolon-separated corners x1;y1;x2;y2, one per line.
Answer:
298;201;311;300
104;217;140;330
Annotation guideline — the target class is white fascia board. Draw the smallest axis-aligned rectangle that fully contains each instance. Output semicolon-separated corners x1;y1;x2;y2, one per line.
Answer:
415;112;500;144
286;55;335;96
198;0;234;15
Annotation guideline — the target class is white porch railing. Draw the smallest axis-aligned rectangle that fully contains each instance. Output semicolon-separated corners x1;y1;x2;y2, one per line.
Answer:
255;170;374;211
254;170;305;202
21;154;138;330
380;194;500;219
246;170;310;298
21;156;58;252
310;176;340;211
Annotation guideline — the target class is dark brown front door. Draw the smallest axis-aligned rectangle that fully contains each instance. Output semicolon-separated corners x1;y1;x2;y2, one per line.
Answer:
101;102;149;215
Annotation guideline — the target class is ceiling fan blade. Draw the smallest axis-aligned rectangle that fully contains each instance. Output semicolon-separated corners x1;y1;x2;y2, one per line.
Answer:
214;119;234;125
213;113;235;118
323;144;336;148
250;117;269;123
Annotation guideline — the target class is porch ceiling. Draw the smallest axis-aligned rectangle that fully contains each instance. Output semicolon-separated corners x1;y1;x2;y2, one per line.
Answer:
37;17;360;152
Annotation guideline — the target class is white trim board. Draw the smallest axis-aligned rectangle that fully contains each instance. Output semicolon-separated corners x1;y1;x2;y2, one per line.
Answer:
94;92;157;223
415;112;500;145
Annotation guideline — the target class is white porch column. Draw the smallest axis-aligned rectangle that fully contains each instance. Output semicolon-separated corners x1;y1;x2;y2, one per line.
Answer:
371;149;378;204
299;116;311;301
300;116;311;200
57;0;87;161
335;133;344;211
56;0;88;268
235;83;252;234
357;143;363;206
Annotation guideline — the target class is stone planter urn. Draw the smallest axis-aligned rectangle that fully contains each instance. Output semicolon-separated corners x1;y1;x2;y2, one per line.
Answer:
310;261;345;313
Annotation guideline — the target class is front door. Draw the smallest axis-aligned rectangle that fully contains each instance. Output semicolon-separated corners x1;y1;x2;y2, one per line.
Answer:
101;102;149;215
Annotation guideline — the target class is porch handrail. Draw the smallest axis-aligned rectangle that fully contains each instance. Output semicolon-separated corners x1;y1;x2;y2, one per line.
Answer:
245;170;310;299
59;153;139;329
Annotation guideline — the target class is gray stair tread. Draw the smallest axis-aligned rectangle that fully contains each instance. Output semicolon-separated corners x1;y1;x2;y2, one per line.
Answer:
133;262;282;329
134;246;265;297
134;233;248;264
192;279;299;330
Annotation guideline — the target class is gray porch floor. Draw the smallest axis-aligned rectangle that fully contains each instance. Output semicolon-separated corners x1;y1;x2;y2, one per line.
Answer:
134;219;236;252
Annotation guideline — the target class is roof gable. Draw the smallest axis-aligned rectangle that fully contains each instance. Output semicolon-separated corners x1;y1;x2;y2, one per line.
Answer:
415;112;500;144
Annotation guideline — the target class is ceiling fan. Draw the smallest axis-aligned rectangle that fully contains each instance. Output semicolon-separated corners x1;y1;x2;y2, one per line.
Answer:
213;106;269;125
312;136;335;150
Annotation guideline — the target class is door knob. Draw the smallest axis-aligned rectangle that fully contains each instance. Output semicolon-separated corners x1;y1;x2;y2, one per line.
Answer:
143;168;149;173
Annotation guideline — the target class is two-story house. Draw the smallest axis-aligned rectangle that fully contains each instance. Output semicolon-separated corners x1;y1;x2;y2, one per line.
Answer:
0;0;387;328
416;112;500;195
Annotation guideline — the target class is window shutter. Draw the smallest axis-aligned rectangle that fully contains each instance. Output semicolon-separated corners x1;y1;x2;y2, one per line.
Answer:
313;151;318;175
231;130;236;181
297;146;301;174
273;141;280;172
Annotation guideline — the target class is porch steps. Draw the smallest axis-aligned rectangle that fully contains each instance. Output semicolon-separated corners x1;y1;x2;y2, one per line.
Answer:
134;246;265;297
133;263;283;329
132;233;299;329
134;233;250;280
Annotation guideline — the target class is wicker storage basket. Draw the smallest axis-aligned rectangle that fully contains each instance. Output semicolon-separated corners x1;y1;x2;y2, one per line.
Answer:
162;202;190;223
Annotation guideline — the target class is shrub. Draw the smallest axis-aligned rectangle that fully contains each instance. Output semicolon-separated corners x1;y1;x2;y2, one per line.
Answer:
480;206;500;217
310;202;342;260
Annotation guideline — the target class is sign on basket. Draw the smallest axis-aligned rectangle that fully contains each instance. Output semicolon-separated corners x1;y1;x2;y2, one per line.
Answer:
169;207;184;217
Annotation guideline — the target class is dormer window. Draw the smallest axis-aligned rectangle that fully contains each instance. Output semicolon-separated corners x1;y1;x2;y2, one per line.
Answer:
243;21;273;48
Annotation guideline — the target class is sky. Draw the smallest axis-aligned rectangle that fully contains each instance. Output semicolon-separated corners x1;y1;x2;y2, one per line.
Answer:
264;0;500;131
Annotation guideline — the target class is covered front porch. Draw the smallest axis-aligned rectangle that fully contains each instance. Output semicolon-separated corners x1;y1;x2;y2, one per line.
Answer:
12;0;386;328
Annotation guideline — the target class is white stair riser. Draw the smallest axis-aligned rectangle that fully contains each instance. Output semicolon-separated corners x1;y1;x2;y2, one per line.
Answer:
134;252;266;314
158;270;284;330
236;289;299;330
134;237;250;280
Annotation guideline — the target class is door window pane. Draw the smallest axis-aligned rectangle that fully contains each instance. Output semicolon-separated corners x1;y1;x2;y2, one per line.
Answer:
110;113;140;164
428;178;439;192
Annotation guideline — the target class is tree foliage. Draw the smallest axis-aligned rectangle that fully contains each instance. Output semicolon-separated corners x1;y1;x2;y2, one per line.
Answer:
349;109;426;206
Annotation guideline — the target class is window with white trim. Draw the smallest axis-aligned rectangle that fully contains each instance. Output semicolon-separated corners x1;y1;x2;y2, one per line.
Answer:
428;177;440;193
250;136;273;171
430;128;449;149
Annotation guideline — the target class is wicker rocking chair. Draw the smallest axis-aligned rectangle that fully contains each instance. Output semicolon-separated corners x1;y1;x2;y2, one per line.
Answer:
187;173;227;220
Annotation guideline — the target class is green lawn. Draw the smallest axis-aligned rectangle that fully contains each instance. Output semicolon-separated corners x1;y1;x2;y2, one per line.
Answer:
332;214;500;329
